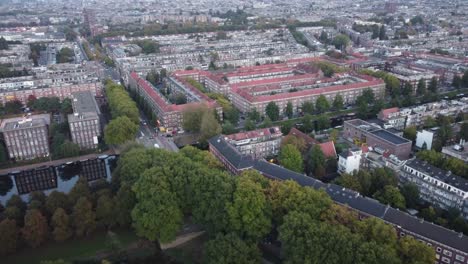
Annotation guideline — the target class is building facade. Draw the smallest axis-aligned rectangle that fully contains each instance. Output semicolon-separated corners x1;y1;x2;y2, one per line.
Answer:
400;159;468;219
68;91;101;149
343;119;412;160
225;127;282;159
0;114;50;160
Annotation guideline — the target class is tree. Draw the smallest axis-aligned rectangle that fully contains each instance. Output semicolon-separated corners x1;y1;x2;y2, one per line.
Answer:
132;168;183;243
281;135;307;153
55;141;80;158
51;208;72;242
244;119;256;131
402;82;413;96
265;102;280;121
373;186;406;209
260;116;273;128
183;105;208;132
319;31;328;43
4;100;23;114
402;126;417;143
332;94;344;110
316;114;331;131
22;209;48;248
268;180;332;224
279;144;304;173
428;77;438;93
301;101;314;114
332;34;350;50
68;177;91;205
279;211;359;264
0;219;18;256
335;173;363;193
45;191;70;215
200;111;222;142
459;122;468;141
379;25;386;40
400;183;420;209
452;75;462;89
462;70;468;88
302;114;314;133
72;197;96;237
315;95;330;113
226;175;271;240
104;116;138;145
0;37;9;50
114;184;136;227
308;145;326;178
204;233;260;264
96;194;117;228
416;79;427;96
398;236;435;264
247;108;261;122
285;101;294;118
0;143;7;163
222;121;237;135
56;47;74;63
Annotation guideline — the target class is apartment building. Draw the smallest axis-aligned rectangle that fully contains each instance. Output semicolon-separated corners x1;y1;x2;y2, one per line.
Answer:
224;127;282;159
0;114;51;160
343;119;412;160
229;73;386;115
208;135;468;264
400;159;468;220
68;91;101;149
128;72;222;132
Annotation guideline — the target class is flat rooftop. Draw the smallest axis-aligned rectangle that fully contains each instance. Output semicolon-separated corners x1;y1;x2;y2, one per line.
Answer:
406;159;468;192
0;114;51;131
370;129;411;145
72;91;100;114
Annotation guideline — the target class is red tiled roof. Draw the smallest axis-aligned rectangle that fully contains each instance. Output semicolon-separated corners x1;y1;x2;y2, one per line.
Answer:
380;107;400;119
288;128;319;145
319;141;337;158
233;76;384;103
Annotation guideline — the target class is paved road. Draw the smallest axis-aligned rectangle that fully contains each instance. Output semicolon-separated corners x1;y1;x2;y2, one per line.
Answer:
136;115;179;152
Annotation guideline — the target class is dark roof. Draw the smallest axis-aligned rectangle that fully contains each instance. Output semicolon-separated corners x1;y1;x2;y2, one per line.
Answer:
406;159;468;192
208;136;254;170
370;129;410;145
383;208;468;253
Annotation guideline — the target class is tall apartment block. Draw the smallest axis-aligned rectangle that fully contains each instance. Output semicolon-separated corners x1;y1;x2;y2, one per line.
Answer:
68;91;101;149
0;114;51;160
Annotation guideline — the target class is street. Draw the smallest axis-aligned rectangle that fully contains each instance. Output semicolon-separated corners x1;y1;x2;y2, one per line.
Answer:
136;115;179;152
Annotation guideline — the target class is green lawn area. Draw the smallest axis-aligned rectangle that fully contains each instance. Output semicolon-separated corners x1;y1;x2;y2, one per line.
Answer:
4;229;139;264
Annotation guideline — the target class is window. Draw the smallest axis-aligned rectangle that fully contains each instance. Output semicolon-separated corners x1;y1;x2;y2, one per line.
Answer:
437;247;442;253
441;257;450;263
455;255;464;262
443;250;452;257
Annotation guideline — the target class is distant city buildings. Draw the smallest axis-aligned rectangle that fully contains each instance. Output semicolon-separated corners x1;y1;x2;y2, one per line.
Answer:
0;114;51;160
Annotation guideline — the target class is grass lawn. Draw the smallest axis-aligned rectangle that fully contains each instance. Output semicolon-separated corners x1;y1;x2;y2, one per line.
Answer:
164;233;208;264
4;229;139;264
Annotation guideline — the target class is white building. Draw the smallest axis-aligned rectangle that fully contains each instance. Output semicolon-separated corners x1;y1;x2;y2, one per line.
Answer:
338;147;363;174
416;130;434;150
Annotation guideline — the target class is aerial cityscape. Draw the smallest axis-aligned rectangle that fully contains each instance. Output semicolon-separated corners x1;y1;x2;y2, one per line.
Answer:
0;0;467;263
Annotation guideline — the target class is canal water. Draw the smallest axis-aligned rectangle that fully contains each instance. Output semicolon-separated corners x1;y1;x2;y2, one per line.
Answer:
0;155;118;205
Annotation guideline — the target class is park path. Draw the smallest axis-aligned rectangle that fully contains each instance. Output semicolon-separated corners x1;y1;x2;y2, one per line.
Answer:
161;231;206;250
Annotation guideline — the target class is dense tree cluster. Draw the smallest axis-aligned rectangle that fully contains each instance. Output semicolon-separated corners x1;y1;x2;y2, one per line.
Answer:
335;168;409;209
134;40;160;54
104;81;139;145
117;145;434;263
56;47;75;64
0;64;30;79
0;177;131;256
182;105;221;142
